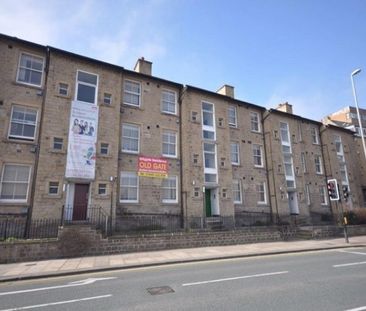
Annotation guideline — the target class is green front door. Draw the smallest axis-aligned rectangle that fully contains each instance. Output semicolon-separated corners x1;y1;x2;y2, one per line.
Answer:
205;189;211;217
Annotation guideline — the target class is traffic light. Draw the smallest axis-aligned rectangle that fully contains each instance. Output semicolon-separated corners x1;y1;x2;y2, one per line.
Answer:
327;179;339;201
342;185;349;201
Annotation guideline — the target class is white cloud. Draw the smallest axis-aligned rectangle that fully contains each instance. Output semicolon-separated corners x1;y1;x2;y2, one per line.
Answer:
0;0;169;69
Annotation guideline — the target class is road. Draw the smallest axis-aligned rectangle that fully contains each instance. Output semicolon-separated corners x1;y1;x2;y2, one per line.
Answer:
0;247;366;310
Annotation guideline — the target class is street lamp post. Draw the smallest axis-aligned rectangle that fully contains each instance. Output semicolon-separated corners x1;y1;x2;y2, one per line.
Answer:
351;69;366;162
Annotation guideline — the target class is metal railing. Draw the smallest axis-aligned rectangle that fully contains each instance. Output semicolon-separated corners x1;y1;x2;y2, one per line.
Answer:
0;217;60;241
113;212;273;234
61;205;110;237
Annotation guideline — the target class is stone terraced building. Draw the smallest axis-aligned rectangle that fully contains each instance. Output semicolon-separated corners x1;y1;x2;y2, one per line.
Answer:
1;33;365;230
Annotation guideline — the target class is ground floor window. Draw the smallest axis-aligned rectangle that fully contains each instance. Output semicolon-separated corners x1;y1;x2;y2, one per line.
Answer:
162;176;178;203
0;164;31;202
120;172;138;203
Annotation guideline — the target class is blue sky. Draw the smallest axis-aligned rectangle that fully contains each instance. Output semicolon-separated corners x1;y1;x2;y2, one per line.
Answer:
1;0;366;121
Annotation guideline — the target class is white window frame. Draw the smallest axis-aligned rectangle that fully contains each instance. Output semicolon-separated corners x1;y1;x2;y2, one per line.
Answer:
305;184;311;206
100;143;109;155
301;152;307;173
120;172;139;203
162;176;178;203
98;183;108;196
122;123;140;154
280;122;296;188
58;83;69;96
203;142;217;183
232;179;242;204
250;112;261;132
16;52;44;87
320;186;328;205
202;101;216;141
257;182;267;204
231;142;240;165
8;105;38;141
48;181;60;195
228;106;237;127
311;127;320;145
253;144;263;167
103;93;112;105
161;90;177;115
162;130;177;158
124;79;141;107
0;164;31;202
75;70;98;104
314;155;323;174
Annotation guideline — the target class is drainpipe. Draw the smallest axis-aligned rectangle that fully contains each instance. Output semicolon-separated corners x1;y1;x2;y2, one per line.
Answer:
262;110;279;224
27;46;50;235
179;86;186;229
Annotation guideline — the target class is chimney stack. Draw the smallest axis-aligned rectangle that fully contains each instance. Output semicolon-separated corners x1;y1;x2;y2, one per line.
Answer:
276;102;293;114
217;84;235;98
134;57;152;75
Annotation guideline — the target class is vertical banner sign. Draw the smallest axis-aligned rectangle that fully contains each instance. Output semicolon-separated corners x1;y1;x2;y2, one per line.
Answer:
138;156;168;178
65;101;99;179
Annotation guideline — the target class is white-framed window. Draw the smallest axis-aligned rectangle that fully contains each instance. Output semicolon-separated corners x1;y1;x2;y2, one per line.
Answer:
203;142;217;183
253;144;263;167
231;143;240;165
162;176;178;203
232;179;242;204
311;127;319;144
202;101;216;140
257;182;267;204
75;70;98;104
250;112;261;132
103;93;112;105
120;172;138;203
314;155;323;174
122;123;140;153
53;137;63;150
98;183;107;196
8;105;38;141
320;186;328;205
280;122;290;145
16;52;44;87
228;106;237;127
161;90;177;115
58;83;68;96
124;80;141;107
0;164;31;202
100;143;109;155
305;184;311;206
162;130;177;158
301;152;307;173
48;181;59;195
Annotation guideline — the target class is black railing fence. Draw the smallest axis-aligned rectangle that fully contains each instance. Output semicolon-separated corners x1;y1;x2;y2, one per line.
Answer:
0;217;60;241
0;209;338;241
61;205;110;236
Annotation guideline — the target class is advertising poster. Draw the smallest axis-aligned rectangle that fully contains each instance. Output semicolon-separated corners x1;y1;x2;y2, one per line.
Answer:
65;101;99;179
138;156;168;178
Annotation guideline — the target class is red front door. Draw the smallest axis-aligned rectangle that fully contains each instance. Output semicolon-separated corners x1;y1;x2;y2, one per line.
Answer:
73;184;89;220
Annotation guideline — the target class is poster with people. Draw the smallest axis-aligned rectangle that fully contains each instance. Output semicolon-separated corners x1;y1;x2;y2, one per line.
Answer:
65;101;99;179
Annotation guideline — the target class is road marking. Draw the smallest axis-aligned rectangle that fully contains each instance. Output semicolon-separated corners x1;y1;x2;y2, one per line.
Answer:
333;261;366;268
0;294;112;311
344;305;366;311
0;277;117;296
182;271;289;286
338;250;366;256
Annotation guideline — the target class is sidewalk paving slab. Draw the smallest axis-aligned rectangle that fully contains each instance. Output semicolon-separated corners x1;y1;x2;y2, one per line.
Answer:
0;236;365;283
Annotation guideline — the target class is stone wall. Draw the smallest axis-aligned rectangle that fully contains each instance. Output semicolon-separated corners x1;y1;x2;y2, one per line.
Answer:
1;225;365;264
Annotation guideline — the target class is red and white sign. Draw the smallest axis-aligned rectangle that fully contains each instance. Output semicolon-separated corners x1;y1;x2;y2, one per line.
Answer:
138;156;168;178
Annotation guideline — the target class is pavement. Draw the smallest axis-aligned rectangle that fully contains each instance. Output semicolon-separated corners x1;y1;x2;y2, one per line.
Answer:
0;235;366;283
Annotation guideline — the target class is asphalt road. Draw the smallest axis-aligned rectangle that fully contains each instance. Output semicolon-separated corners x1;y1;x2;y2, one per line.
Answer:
0;247;366;311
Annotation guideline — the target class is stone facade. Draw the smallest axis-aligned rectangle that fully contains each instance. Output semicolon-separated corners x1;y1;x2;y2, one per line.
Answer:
1;33;366;229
